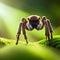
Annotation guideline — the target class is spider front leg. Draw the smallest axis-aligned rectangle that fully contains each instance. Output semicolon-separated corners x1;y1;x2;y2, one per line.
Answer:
21;22;28;44
16;23;22;45
45;23;50;44
48;20;53;39
16;18;28;45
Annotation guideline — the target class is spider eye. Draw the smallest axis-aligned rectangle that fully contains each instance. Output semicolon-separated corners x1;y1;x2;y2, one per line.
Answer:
28;18;29;20
39;18;40;20
30;18;39;20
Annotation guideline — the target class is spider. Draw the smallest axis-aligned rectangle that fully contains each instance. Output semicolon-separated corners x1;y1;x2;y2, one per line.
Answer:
16;15;53;45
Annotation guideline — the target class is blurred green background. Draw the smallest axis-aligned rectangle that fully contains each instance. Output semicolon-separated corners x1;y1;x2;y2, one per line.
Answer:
0;0;60;41
0;0;60;60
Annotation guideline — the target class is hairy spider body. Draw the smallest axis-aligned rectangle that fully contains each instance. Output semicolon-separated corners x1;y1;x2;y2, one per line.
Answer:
16;15;53;45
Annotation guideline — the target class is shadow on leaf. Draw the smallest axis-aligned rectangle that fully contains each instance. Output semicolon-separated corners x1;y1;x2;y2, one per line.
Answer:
38;38;60;49
0;41;6;48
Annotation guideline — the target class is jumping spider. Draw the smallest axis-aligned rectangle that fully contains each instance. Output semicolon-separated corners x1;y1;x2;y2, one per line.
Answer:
16;15;53;45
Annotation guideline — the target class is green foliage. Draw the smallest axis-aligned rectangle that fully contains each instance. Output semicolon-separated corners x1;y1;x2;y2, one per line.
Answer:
38;35;60;49
0;36;60;60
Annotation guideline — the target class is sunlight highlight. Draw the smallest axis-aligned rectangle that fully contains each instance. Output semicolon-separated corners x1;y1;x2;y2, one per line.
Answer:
0;2;30;39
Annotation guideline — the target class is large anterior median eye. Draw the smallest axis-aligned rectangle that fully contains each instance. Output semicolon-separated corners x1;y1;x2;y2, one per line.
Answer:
30;18;38;21
30;20;38;22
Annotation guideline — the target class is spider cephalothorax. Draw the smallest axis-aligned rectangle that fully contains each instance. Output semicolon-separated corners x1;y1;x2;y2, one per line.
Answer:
16;15;53;45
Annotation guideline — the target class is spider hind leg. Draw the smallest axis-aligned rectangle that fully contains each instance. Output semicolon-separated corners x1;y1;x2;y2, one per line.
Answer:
45;20;53;45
